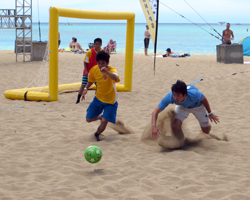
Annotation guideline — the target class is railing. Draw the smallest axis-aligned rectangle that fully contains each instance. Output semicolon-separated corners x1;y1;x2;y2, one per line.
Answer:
0;9;16;28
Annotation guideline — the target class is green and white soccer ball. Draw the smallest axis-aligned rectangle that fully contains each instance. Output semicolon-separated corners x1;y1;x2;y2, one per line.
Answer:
84;146;102;164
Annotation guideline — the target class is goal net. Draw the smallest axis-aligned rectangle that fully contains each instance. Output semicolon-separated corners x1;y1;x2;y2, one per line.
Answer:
4;7;135;101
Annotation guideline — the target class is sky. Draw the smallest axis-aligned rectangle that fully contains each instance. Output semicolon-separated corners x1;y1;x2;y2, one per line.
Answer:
2;0;250;24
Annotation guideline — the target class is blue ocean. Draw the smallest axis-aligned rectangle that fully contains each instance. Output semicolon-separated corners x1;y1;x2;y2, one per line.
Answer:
0;23;249;55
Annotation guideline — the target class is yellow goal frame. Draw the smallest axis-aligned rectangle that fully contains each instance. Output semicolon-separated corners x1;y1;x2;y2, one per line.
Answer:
4;7;135;101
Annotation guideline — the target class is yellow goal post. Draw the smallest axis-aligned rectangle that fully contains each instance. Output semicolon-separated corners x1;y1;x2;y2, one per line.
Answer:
4;7;135;101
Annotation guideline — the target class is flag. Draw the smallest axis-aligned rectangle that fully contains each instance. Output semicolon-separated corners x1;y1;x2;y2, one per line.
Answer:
140;0;159;74
139;0;158;46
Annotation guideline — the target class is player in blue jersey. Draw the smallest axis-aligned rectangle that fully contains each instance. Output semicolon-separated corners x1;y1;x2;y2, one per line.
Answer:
152;80;219;147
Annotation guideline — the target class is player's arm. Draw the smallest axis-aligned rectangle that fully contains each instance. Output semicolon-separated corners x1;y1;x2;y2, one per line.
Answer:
100;67;118;81
201;96;219;124
201;96;211;113
81;82;94;101
106;71;118;81
152;106;162;139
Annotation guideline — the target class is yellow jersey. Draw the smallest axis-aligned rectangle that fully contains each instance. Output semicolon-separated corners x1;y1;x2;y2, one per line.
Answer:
88;65;120;104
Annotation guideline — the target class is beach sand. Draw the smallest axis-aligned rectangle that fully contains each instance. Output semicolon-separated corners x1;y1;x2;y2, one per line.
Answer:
1;50;250;199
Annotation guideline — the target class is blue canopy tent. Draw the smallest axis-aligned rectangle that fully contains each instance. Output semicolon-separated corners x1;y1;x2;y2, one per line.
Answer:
238;36;250;56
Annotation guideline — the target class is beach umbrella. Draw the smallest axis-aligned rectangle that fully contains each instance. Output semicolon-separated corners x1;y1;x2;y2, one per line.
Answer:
238;36;250;56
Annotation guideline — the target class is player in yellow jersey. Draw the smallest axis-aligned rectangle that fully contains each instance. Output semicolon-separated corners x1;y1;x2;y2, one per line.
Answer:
81;51;120;141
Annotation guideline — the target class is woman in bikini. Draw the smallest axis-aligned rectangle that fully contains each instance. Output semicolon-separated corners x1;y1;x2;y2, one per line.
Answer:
104;39;116;54
71;38;84;52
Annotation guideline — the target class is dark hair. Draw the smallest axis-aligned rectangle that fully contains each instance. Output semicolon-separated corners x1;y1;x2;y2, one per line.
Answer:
73;38;77;42
166;48;171;53
94;38;102;44
96;51;110;63
171;80;187;96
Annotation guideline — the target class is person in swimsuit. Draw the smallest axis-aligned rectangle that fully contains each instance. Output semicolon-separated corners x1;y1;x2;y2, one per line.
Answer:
222;23;234;44
58;32;61;48
69;37;75;48
163;48;188;58
71;38;84;52
104;39;116;55
144;25;151;56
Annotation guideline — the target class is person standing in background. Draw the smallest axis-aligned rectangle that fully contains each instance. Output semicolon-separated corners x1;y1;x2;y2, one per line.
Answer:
144;25;151;56
58;32;61;48
222;23;234;44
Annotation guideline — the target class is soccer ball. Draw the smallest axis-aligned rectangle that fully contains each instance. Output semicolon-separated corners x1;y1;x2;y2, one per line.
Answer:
84;146;102;164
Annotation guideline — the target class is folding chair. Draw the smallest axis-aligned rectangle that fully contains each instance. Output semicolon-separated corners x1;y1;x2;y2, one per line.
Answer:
88;43;94;49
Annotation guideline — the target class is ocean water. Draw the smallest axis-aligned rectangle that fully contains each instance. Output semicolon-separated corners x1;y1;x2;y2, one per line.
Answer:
0;23;249;55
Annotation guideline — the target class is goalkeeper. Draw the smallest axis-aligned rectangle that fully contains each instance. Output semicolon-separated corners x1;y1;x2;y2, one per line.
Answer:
76;38;103;104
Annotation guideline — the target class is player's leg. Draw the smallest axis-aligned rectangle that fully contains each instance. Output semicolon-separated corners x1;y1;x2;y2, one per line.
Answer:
102;101;118;125
85;97;105;141
86;114;102;123
201;123;211;134
95;117;109;141
86;97;103;122
76;75;88;104
76;85;85;104
173;105;190;143
94;101;118;141
191;105;211;134
172;118;185;141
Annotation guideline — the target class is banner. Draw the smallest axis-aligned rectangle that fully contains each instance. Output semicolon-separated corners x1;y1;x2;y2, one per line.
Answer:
139;0;158;46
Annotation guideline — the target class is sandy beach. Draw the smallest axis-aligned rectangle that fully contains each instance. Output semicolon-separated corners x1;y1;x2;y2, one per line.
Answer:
1;50;250;199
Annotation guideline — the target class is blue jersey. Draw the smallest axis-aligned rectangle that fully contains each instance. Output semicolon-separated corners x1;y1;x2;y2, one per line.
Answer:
158;85;204;110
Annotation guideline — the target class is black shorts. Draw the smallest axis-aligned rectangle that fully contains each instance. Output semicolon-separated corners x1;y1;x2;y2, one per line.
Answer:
58;40;61;47
144;38;150;48
223;40;231;45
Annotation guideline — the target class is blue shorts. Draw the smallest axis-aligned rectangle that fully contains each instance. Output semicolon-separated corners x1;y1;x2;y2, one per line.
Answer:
82;75;88;85
86;97;118;124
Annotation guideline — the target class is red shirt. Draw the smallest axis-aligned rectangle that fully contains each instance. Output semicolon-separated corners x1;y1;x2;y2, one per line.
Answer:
83;48;98;76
